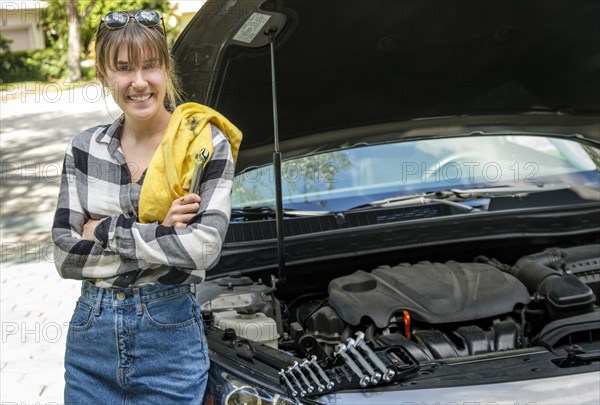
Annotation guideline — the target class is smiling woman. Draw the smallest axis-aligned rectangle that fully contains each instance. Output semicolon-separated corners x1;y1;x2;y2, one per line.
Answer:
51;8;242;404
94;9;180;110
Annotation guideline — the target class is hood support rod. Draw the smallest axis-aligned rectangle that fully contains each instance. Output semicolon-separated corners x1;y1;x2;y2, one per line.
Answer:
266;26;286;284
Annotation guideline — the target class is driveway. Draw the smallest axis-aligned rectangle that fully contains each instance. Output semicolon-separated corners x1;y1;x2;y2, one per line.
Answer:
1;84;121;403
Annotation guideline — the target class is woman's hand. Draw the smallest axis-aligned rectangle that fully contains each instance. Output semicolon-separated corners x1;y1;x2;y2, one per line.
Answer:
82;219;99;241
162;193;202;228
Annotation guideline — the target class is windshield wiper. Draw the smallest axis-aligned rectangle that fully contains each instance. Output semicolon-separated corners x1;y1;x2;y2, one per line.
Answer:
439;184;600;201
347;183;599;212
349;195;476;213
231;206;331;219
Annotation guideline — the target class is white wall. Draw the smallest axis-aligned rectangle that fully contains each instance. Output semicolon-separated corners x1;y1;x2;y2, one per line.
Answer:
0;1;46;51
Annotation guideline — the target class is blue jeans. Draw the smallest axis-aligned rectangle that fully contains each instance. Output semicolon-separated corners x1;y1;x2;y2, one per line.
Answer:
64;281;209;404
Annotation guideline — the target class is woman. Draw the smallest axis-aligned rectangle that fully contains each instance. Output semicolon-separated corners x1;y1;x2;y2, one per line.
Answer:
52;9;241;403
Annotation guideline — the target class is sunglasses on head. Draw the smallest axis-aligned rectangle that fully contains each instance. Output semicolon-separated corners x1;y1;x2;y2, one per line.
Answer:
101;10;165;33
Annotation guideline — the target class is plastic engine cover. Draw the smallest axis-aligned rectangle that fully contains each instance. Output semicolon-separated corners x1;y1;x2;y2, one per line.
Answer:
328;261;530;327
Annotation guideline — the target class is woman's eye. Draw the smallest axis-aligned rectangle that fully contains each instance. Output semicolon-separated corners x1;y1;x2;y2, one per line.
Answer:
143;62;157;69
117;65;129;72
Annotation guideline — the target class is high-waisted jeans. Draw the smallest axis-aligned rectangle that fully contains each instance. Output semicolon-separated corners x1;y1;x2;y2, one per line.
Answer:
64;280;209;404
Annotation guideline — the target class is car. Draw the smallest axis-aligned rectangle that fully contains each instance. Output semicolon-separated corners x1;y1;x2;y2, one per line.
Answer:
172;0;600;404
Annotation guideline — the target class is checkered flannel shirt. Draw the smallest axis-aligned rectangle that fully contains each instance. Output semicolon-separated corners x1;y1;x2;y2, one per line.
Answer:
52;115;234;288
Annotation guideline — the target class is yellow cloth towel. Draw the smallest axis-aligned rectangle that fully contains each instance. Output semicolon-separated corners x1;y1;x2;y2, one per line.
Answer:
138;102;242;224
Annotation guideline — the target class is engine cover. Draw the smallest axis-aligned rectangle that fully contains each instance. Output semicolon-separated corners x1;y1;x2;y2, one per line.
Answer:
328;261;530;327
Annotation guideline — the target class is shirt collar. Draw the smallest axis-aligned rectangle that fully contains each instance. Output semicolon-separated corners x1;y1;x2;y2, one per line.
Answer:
95;114;125;160
95;114;124;143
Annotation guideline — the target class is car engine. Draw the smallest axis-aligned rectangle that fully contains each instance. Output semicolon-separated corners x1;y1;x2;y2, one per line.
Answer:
197;244;599;396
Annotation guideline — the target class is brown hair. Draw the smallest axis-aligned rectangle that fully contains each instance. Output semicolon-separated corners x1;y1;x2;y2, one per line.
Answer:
94;10;181;107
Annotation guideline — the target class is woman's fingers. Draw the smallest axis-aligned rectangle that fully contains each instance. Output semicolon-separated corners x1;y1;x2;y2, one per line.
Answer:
82;219;99;241
178;202;200;214
178;193;201;206
163;195;201;227
171;213;198;228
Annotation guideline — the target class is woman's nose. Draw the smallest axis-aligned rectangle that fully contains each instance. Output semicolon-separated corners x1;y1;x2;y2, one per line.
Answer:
130;69;148;89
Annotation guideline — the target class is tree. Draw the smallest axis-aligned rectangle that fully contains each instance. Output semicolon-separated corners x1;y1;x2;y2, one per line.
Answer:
67;0;98;82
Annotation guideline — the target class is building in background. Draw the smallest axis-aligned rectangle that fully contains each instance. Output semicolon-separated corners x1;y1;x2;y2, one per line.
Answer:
0;0;47;51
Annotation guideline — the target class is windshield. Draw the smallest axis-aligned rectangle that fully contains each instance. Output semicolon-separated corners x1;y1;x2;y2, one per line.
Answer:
232;135;599;212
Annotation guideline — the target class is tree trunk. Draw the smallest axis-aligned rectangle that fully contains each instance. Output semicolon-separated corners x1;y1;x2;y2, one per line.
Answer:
66;0;82;82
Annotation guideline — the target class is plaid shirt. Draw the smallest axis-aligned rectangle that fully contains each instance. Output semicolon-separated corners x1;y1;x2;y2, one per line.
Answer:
52;115;234;288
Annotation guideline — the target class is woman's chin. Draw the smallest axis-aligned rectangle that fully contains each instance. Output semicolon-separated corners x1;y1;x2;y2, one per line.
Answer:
121;98;163;120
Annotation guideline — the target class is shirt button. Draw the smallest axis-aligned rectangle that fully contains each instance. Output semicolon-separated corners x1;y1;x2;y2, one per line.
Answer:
116;292;126;301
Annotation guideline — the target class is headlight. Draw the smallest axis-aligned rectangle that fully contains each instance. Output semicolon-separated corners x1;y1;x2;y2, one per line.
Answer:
204;361;300;405
225;383;295;405
226;385;262;405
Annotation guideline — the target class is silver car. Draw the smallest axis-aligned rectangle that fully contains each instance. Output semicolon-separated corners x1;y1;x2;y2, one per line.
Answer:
173;0;600;403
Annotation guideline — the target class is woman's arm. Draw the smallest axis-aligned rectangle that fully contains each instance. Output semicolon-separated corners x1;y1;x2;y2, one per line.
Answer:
92;129;234;271
52;137;152;280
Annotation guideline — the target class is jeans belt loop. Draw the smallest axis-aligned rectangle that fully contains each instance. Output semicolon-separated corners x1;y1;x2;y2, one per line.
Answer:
93;287;104;317
133;288;143;316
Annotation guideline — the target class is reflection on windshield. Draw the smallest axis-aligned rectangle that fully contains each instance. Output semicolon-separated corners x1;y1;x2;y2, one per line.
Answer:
232;135;599;211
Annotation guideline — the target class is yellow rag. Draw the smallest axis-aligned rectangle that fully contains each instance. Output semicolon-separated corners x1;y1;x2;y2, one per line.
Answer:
138;102;242;224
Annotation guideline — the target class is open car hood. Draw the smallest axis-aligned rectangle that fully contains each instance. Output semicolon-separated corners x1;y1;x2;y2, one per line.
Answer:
172;0;600;172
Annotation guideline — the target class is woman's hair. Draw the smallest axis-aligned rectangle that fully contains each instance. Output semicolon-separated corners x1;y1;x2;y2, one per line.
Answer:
94;10;181;107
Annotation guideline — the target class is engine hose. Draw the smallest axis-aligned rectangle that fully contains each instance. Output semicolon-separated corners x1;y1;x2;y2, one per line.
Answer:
508;246;597;321
508;248;565;293
364;324;376;343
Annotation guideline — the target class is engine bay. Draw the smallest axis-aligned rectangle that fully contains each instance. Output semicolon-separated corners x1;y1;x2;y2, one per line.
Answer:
196;244;600;397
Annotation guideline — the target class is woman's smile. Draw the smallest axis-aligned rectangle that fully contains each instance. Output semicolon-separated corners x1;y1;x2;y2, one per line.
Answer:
127;93;152;102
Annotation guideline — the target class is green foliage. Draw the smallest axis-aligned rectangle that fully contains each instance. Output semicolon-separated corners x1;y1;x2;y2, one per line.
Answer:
0;35;11;53
1;35;36;83
0;38;67;84
31;48;68;80
81;64;97;81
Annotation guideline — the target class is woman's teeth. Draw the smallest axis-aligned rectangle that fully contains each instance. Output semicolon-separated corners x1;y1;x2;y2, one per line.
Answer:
129;94;151;102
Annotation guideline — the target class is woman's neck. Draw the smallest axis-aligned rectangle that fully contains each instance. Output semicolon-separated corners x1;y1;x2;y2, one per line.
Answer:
122;108;172;143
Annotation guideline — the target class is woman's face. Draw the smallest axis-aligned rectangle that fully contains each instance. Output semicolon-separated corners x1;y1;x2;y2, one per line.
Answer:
104;48;168;123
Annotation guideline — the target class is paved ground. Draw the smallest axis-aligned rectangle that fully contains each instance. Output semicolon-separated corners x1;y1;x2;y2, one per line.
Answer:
1;84;120;404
